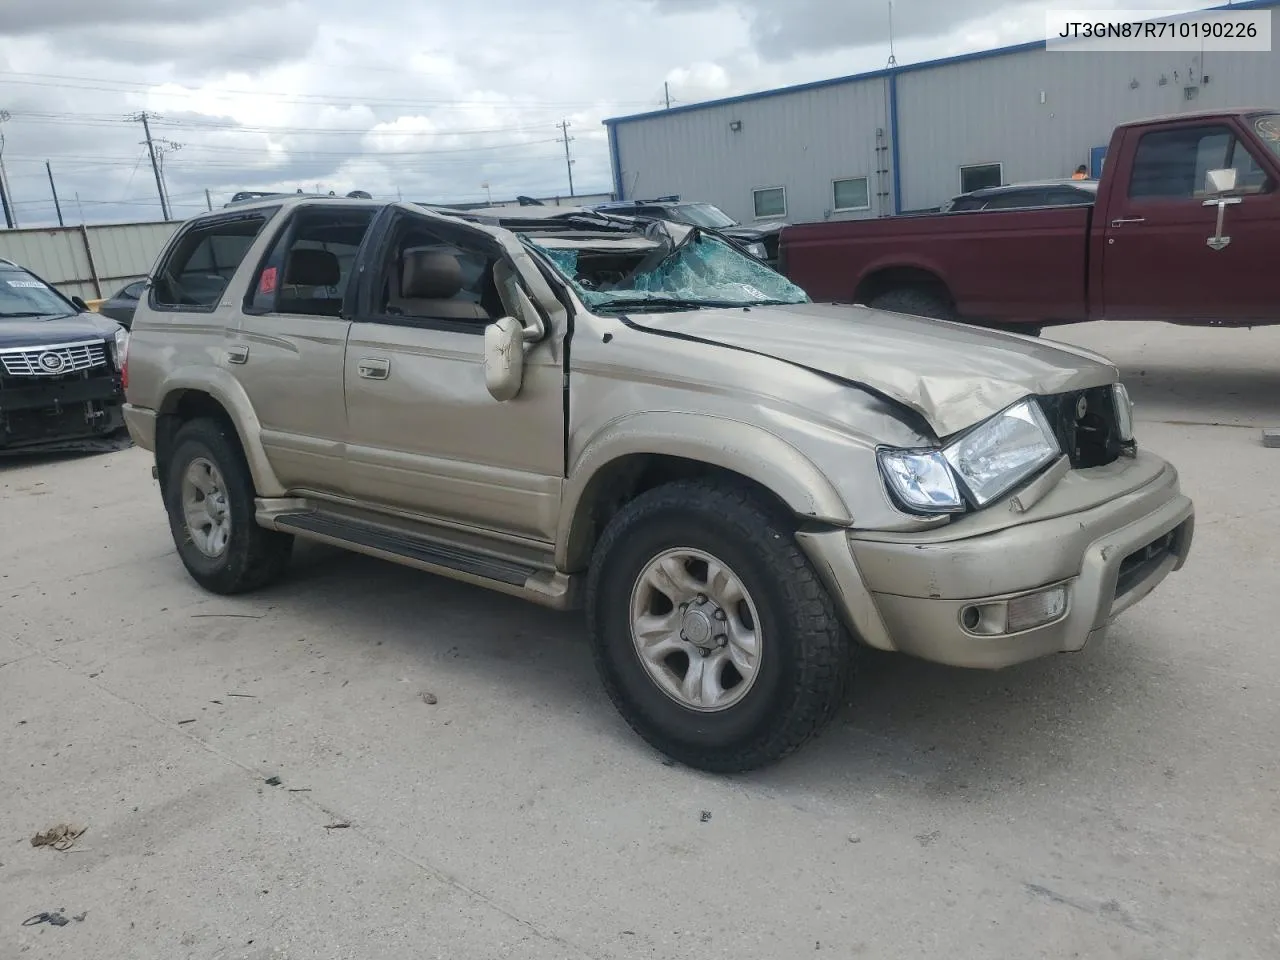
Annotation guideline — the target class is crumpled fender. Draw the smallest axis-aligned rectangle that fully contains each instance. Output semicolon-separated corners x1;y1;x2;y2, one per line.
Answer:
558;411;852;571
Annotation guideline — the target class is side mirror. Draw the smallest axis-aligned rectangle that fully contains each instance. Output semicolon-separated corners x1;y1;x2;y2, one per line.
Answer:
484;316;525;402
1205;167;1238;195
71;295;89;312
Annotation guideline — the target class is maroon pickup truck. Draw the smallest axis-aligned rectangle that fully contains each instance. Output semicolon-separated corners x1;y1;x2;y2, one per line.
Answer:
781;108;1280;333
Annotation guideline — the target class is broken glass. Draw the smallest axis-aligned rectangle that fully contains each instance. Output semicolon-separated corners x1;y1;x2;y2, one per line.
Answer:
527;232;808;311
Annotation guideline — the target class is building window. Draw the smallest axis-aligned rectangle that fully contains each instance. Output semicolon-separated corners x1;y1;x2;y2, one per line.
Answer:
960;163;1003;194
752;186;787;219
832;177;871;212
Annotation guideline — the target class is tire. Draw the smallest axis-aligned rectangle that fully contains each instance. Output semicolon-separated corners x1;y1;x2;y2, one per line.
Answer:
586;481;854;773
869;286;954;321
163;418;293;595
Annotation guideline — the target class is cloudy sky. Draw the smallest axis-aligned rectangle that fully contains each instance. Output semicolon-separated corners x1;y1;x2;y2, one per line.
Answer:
0;0;1208;226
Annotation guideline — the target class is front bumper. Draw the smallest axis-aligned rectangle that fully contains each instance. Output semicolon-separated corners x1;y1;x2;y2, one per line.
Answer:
0;372;126;453
800;456;1194;669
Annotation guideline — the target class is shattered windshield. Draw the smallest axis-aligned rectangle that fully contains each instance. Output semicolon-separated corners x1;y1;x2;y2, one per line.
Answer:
0;269;75;318
674;203;738;229
525;230;808;312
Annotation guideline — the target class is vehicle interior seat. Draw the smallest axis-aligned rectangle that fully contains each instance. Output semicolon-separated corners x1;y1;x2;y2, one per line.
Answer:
278;248;343;316
391;250;490;321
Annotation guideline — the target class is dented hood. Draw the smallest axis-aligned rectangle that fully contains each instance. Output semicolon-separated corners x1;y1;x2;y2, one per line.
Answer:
627;301;1118;437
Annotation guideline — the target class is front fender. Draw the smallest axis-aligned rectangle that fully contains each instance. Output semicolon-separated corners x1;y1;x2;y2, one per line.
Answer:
156;365;285;497
558;411;852;571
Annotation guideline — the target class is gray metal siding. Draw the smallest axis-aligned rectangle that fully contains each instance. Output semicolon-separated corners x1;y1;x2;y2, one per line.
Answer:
0;221;179;299
897;45;1280;210
612;79;895;225
608;0;1279;223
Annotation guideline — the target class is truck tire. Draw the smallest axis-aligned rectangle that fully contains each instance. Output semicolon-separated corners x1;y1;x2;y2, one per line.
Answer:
163;418;293;595
870;286;957;321
586;481;854;772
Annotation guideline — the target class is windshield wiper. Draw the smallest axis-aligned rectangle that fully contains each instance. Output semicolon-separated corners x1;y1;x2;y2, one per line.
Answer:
594;297;771;313
0;311;63;318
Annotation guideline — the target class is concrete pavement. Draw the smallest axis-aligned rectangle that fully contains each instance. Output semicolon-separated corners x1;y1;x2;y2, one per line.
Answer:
2;322;1278;959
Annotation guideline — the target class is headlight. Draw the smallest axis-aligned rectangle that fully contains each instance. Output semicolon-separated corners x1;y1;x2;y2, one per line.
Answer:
878;398;1061;514
877;448;965;513
1113;382;1134;442
746;241;768;259
942;399;1060;506
112;326;129;371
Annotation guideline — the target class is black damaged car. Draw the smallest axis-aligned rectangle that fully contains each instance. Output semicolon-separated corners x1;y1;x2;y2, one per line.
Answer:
0;258;129;455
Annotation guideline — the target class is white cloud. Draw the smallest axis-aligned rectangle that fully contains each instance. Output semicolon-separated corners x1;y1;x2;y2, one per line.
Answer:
0;0;1227;226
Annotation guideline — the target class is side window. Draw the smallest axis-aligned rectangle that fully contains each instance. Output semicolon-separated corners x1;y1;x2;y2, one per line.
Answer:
247;208;376;317
152;216;267;310
982;190;1047;210
1128;125;1232;199
1045;188;1096;206
374;217;504;327
1229;139;1272;194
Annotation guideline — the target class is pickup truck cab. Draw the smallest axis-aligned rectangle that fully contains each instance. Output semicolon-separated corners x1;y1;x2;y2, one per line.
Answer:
122;197;1193;771
782;108;1280;332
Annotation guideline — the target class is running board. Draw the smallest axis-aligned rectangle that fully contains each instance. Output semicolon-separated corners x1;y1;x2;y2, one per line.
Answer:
271;510;579;609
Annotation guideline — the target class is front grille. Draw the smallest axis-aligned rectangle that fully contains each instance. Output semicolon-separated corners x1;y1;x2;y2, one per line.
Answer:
0;340;108;378
1037;386;1126;469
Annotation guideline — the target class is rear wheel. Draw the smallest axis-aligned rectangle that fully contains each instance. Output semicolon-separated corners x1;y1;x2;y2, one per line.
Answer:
586;481;854;772
163;418;293;595
870;286;953;321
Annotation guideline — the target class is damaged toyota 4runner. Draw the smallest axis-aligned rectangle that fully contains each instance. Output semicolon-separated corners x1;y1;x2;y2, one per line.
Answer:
1;258;129;454
121;197;1194;772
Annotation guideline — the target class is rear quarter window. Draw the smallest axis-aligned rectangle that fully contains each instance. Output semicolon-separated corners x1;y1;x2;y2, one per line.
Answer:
151;214;272;311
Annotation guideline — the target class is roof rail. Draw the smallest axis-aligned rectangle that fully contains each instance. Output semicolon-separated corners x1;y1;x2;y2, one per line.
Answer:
223;189;375;208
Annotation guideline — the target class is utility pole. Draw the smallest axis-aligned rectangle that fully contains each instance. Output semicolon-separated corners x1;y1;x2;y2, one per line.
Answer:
664;82;671;109
556;119;576;198
0;111;16;229
132;111;171;221
46;161;64;226
204;188;213;211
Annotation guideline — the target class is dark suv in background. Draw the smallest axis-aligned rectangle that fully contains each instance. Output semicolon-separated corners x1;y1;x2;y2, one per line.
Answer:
939;179;1098;212
0;258;129;454
594;196;785;266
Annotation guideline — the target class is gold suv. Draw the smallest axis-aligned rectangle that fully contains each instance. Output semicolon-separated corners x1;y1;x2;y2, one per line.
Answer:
122;197;1194;772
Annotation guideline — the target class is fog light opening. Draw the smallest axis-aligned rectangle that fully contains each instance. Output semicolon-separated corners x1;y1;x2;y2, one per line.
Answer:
961;605;981;631
960;601;1008;637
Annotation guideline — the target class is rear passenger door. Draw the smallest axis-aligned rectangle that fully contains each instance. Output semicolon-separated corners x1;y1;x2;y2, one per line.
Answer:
342;207;565;542
228;205;377;493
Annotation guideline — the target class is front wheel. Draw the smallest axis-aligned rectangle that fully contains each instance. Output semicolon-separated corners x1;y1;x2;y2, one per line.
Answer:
586;481;854;772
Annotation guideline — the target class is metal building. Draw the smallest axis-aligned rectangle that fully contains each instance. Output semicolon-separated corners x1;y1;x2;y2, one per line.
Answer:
605;0;1280;224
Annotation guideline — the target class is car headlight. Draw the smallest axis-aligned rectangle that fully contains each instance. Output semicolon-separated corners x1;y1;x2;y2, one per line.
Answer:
877;448;965;513
112;326;129;371
1113;382;1134;442
746;241;768;259
942;399;1060;506
878;398;1061;514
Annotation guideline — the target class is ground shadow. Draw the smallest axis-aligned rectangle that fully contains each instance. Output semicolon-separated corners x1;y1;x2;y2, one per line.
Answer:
254;544;1169;801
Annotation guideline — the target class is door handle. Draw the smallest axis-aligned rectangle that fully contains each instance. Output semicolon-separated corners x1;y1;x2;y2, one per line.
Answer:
226;344;249;364
1110;217;1145;226
357;357;390;380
